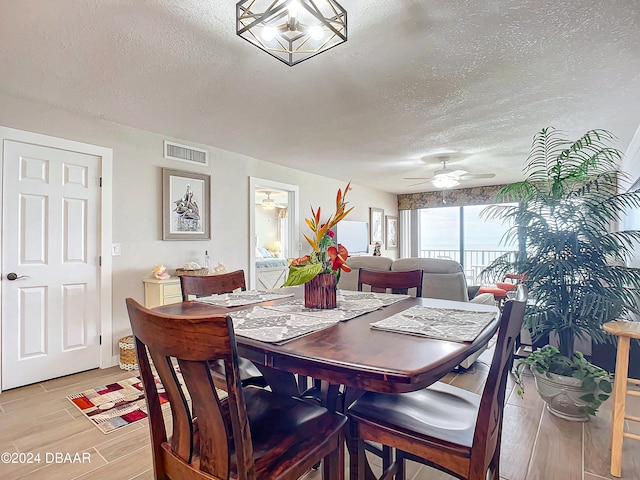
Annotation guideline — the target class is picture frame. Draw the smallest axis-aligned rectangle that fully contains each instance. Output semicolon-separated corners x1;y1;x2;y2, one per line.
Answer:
162;168;211;240
385;215;398;250
369;207;384;244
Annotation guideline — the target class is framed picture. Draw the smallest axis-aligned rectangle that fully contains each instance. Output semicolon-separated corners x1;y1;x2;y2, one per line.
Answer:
369;207;384;244
385;215;398;250
162;168;211;240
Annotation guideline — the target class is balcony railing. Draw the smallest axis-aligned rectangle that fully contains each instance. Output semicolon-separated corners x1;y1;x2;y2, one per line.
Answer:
419;249;515;285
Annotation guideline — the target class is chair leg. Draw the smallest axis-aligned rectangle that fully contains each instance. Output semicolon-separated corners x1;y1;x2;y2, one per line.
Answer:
347;422;365;480
322;433;345;480
488;432;501;480
396;451;406;480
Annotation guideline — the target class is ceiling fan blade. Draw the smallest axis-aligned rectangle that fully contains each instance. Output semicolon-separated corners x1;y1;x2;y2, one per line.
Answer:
407;180;431;187
404;176;431;180
460;173;496;180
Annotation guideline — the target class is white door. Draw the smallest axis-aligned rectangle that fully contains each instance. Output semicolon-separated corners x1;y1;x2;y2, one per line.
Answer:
2;140;101;389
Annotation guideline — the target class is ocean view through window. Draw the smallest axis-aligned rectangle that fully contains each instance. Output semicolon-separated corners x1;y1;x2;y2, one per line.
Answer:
417;203;518;284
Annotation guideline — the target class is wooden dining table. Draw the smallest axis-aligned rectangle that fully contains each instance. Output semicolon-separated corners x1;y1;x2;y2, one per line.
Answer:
154;287;499;479
153;287;500;408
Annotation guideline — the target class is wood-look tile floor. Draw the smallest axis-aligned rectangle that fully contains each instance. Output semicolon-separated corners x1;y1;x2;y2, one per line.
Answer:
0;349;638;480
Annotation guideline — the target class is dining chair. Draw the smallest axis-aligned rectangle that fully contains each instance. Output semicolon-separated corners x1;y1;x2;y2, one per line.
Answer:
180;270;266;388
357;268;423;297
126;298;347;480
179;269;247;301
346;287;527;480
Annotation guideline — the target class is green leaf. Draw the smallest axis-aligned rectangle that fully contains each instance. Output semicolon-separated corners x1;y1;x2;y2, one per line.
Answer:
579;393;596;403
282;263;323;287
599;379;612;393
598;393;610;401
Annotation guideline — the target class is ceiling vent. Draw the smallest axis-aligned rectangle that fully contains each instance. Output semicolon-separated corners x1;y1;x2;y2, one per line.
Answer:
163;141;208;166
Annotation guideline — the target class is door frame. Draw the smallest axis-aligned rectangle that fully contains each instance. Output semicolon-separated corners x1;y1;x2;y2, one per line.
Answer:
0;127;113;392
248;177;299;290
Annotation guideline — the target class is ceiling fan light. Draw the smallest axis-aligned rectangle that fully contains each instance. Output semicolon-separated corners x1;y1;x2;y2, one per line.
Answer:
432;176;460;189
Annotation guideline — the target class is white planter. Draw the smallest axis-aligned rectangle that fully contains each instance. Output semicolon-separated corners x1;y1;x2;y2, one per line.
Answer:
532;369;593;422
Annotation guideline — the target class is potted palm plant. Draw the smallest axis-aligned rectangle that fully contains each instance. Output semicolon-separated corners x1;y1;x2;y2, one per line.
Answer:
483;127;640;421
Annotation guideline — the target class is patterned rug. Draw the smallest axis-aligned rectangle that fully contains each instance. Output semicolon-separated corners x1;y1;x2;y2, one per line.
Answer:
67;372;176;434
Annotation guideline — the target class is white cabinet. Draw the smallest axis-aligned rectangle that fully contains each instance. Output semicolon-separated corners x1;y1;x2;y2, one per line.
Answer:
143;277;182;308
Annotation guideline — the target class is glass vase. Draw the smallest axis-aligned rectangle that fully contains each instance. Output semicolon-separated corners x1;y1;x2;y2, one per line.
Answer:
304;273;337;309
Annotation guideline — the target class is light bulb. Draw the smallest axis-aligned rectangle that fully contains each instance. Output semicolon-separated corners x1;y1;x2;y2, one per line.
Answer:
261;25;277;41
288;1;300;18
308;25;323;40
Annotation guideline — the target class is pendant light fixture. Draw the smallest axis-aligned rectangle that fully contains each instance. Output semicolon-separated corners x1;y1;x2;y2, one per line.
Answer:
236;0;347;66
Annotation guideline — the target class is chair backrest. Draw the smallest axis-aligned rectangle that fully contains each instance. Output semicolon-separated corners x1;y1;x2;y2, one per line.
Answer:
392;257;470;301
125;298;253;480
337;256;393;291
469;286;527;477
357;268;423;297
180;269;246;301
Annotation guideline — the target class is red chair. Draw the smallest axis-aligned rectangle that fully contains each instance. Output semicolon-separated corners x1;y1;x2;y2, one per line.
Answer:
496;273;525;293
478;273;524;308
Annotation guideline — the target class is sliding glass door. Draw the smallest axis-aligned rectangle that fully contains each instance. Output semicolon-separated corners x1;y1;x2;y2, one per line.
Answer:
411;203;517;285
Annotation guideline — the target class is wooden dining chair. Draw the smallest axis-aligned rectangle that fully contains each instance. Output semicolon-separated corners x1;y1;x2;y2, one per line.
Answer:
357;268;423;297
346;287;527;480
126;298;347;480
180;270;266;388
179;269;247;301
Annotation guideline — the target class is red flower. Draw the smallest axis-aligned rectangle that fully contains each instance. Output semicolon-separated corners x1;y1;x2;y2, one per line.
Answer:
327;245;351;272
327;229;335;238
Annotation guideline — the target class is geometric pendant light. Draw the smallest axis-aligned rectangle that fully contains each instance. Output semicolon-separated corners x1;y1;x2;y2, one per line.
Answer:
236;0;347;66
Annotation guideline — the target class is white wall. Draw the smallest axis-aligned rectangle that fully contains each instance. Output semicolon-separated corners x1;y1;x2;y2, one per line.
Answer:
0;93;398;361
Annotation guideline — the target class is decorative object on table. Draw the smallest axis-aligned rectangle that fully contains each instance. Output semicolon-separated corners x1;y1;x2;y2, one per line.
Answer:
175;261;209;276
152;264;170;280
385;215;398;249
283;182;353;309
212;262;228;274
162;168;211;240
118;335;138;371
203;250;210;270
236;0;347;67
482;127;640;420
369;207;384;244
372;242;381;256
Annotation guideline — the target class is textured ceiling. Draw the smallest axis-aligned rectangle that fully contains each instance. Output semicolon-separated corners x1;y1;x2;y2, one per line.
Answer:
1;1;638;193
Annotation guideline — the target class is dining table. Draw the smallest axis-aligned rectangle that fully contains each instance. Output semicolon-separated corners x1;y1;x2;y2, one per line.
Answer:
153;286;500;479
153;287;500;407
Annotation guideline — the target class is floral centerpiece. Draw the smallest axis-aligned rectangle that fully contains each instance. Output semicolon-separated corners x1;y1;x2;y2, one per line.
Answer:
283;182;353;308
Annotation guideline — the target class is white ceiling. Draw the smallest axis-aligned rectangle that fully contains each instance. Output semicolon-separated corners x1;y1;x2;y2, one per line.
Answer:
1;1;638;193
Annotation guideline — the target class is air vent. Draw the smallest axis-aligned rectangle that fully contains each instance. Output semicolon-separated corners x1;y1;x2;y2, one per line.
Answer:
163;141;208;166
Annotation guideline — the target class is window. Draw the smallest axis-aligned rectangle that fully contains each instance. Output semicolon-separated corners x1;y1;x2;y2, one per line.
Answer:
411;203;518;284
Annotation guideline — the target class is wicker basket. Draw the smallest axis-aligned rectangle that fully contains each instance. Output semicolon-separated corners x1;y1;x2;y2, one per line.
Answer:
119;335;138;371
175;268;210;276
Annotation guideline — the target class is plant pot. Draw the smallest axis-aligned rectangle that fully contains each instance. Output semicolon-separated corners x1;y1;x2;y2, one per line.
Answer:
532;369;594;422
304;273;337;309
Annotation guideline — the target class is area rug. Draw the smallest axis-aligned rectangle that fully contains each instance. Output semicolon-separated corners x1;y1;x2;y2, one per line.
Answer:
67;371;179;434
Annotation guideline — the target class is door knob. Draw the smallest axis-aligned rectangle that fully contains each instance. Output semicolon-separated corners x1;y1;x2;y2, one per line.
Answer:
5;273;29;281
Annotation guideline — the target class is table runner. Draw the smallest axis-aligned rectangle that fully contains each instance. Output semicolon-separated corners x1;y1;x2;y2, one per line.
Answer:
193;290;294;307
231;290;410;343
370;305;497;342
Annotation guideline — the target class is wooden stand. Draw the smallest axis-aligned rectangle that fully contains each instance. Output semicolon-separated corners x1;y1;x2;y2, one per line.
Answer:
603;321;640;477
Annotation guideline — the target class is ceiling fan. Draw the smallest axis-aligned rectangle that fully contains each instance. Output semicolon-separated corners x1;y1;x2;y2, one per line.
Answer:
255;191;287;210
404;158;496;189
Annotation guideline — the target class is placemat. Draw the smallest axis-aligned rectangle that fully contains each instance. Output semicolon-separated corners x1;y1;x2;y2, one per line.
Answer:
370;305;497;342
231;306;339;343
194;290;294;307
